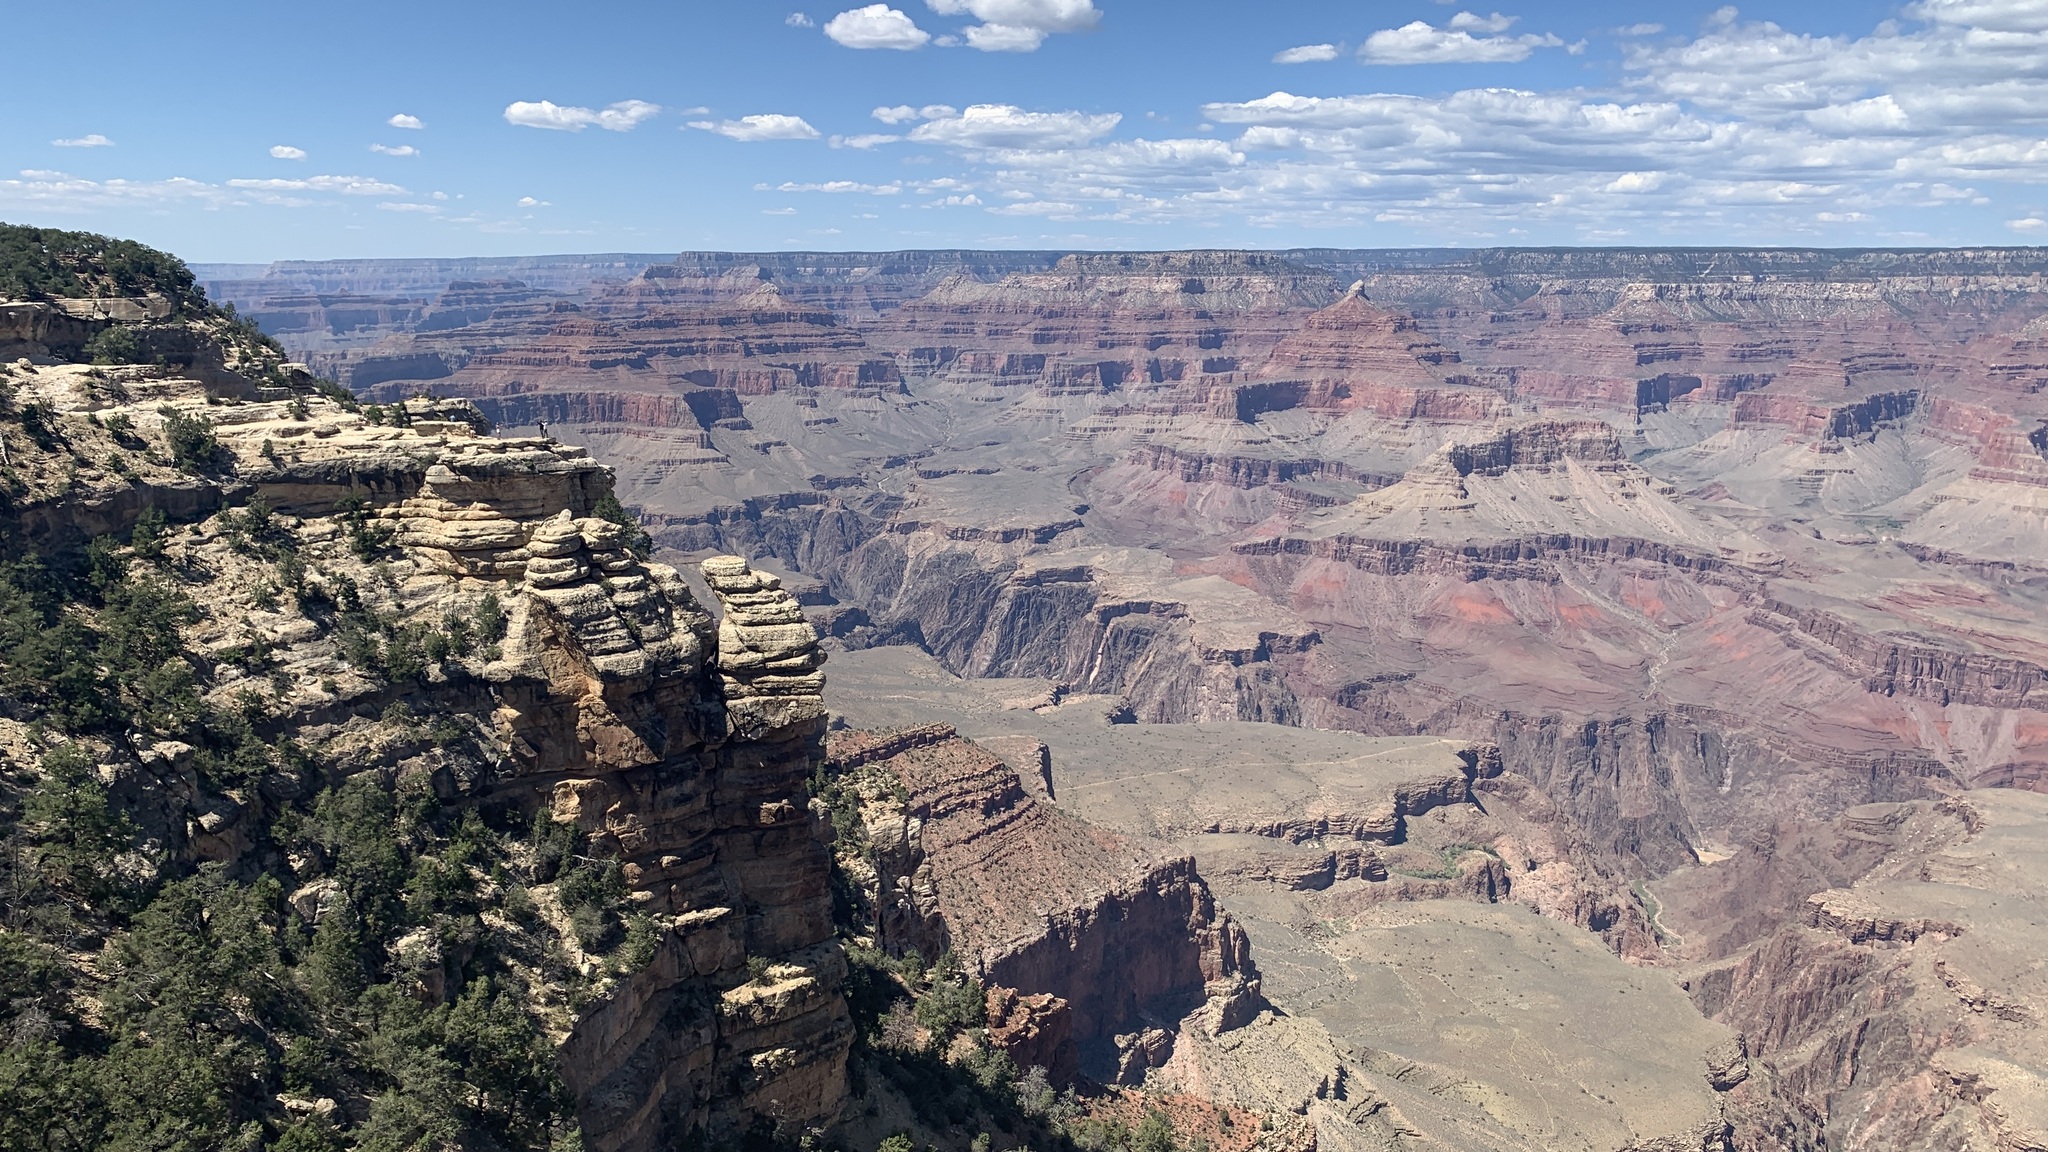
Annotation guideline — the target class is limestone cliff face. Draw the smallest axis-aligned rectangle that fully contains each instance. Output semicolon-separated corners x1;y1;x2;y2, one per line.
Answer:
547;554;846;1152
263;443;851;1150
826;725;1262;1084
265;433;853;1150
4;351;849;1151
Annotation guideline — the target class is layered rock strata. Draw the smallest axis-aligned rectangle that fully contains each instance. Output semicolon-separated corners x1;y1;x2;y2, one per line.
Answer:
825;724;1263;1083
5;350;849;1151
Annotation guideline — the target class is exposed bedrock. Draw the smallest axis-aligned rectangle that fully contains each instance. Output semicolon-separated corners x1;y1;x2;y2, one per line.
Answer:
6;359;853;1152
825;725;1263;1084
1672;792;2048;1151
1457;706;1957;876
555;555;846;1152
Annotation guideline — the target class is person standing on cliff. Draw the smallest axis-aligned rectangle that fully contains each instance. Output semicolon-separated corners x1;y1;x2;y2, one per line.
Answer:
537;419;551;442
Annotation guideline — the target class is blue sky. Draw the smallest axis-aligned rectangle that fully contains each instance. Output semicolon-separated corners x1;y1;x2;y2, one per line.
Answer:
6;0;2046;260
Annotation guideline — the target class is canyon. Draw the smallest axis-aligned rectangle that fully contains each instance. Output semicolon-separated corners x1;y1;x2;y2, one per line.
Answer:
11;240;2041;1149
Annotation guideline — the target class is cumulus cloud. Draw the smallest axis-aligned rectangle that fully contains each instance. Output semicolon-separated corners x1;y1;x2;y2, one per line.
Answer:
388;113;425;130
370;143;420;156
270;145;308;160
904;103;1122;148
926;0;1100;51
2010;216;2048;231
1360;18;1564;64
786;11;814;26
1273;44;1340;64
832;133;904;148
52;134;113;148
824;5;931;48
504;99;661;132
688;114;822;141
517;196;550;207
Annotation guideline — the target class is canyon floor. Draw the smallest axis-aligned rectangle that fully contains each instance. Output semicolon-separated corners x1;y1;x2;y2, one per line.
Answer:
191;245;2048;1150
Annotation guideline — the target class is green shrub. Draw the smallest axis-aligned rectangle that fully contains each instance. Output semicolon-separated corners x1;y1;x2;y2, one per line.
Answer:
83;325;142;366
591;493;653;559
160;408;218;472
23;742;138;906
913;952;987;1043
337;494;396;560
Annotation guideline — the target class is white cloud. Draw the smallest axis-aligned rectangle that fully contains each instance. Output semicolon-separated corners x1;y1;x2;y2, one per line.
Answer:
1360;19;1564;64
786;11;815;26
1909;0;2048;31
987;199;1081;217
1619;23;1664;35
504;99;661;132
270;145;308;160
0;170;224;212
964;22;1048;50
377;202;441;213
926;0;1100;51
688;114;822;141
51;134;113;148
1805;95;1911;134
229;175;408;196
906;103;1122;148
824;5;931;48
764;180;905;193
0;167;440;215
1604;171;1664;192
2010;216;2048;231
370;143;420;156
763;207;799;215
926;0;1099;31
1273;43;1340;64
517;196;551;207
388;113;425;130
1448;11;1518;33
875;104;957;124
831;133;904;148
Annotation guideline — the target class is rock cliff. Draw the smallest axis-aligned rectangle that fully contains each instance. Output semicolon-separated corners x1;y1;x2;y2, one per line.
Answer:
0;319;847;1148
824;724;1262;1084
